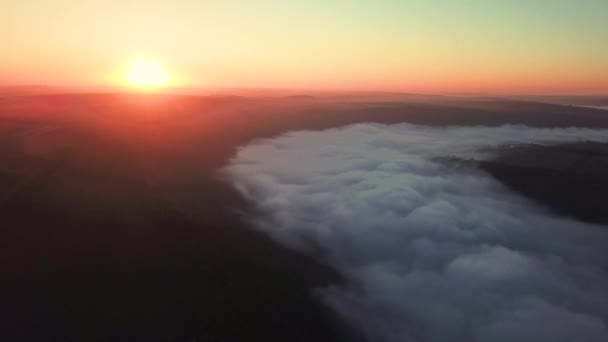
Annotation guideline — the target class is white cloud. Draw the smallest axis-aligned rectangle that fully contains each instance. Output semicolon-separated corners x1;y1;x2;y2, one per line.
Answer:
225;123;608;342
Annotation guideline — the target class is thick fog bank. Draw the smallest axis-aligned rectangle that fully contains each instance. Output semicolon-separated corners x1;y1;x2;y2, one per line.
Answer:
225;123;608;342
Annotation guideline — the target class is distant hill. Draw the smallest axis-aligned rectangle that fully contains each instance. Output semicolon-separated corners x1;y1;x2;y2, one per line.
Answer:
0;85;118;96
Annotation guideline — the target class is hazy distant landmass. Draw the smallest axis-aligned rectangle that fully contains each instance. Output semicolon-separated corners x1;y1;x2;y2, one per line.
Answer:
512;95;608;109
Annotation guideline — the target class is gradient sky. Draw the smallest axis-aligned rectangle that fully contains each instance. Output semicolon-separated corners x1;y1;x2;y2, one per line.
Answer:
2;0;607;94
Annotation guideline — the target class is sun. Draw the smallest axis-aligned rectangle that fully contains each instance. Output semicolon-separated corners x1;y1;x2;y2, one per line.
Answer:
124;60;170;88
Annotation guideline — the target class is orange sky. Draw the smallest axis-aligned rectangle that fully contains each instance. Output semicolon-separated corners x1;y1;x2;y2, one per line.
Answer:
2;1;607;94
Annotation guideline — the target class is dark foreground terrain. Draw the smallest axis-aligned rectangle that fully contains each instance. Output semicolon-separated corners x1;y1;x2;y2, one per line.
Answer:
480;142;608;225
1;93;607;341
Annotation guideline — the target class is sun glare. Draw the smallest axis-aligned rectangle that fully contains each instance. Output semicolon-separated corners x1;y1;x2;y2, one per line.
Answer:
125;60;170;88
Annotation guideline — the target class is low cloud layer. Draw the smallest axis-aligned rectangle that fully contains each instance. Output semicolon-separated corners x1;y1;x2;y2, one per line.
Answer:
225;123;608;342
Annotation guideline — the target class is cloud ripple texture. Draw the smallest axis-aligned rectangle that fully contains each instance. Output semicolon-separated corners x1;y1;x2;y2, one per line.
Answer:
225;124;608;342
